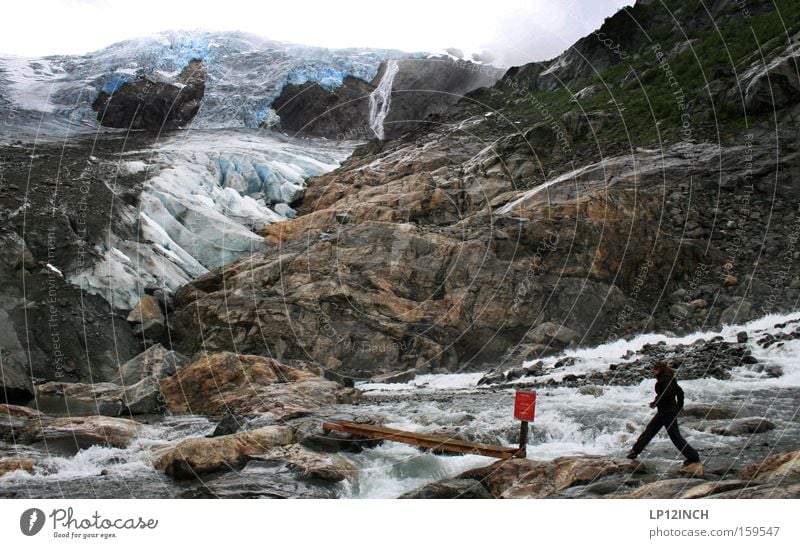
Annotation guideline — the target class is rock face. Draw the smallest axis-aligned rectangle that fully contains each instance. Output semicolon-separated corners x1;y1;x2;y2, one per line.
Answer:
172;129;797;377
92;60;206;129
272;58;501;139
159;352;361;417
271;76;374;138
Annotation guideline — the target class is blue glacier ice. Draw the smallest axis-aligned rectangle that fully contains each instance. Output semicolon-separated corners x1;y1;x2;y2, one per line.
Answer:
0;30;428;135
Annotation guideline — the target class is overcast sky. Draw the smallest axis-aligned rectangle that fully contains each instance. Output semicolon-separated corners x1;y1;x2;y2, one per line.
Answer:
1;0;632;66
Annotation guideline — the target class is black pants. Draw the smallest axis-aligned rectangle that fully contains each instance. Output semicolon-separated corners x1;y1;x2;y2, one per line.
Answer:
631;411;699;461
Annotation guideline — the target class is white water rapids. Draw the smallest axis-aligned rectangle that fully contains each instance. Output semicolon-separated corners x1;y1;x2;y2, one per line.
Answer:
368;60;399;140
2;311;799;498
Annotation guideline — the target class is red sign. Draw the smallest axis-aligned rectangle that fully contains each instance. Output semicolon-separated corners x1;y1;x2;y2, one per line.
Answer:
514;391;536;422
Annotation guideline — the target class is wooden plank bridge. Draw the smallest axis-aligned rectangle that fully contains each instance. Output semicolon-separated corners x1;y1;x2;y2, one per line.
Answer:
323;421;525;460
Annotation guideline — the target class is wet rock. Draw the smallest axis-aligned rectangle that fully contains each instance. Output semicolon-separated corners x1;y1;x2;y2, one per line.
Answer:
459;456;645;498
371;370;416;384
117;344;189;386
681;404;738;420
152;426;293;478
297;418;383;453
36;378;165;416
720;300;755;325
622;478;707;499
253;445;357;483
210;412;247;437
159;352;361;418
677;462;705;477
679;479;757;499
28;416;142;450
36;382;126;416
526;322;579;347
708;418;776;436
739;449;800;482
736;331;748;343
121;376;165;415
0;458;35;477
399;478;493;499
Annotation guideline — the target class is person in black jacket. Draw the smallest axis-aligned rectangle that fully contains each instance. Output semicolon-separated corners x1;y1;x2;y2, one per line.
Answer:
626;360;700;464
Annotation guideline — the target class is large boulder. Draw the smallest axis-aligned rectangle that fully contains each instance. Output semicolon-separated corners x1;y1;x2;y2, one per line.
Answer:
399;478;493;499
0;458;35;477
459;456;645;498
151;425;293;478
739;449;800;482
126;295;168;342
253;445;357;483
117;343;189;386
26;415;142;450
35;378;165;416
92;60;206;129
159;352;360;417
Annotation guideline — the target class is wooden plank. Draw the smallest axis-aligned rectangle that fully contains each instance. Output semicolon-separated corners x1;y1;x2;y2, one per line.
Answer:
323;421;522;460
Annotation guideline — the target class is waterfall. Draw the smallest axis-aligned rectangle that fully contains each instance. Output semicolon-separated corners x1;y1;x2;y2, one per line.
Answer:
368;60;399;140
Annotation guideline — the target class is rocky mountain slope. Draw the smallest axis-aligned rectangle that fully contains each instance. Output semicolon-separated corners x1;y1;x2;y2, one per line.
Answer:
171;0;800;380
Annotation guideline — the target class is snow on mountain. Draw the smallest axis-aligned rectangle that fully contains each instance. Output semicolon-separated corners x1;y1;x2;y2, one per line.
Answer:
0;30;424;137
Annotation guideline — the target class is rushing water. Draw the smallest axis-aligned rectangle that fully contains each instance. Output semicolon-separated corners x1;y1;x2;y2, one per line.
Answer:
2;312;799;498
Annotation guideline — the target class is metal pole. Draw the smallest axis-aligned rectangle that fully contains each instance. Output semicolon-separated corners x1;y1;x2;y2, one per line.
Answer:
517;421;529;458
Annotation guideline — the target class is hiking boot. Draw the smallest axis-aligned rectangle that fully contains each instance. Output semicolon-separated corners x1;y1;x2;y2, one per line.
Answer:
682;458;700;465
626;451;638;460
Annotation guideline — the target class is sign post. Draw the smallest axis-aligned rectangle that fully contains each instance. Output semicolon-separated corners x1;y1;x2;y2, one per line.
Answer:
513;391;536;458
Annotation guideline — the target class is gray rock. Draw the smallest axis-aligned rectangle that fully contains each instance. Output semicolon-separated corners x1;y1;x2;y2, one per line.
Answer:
709;418;776;436
117;344;189;386
526;322;580;347
399;478;493;499
720;300;756;325
122;376;165;415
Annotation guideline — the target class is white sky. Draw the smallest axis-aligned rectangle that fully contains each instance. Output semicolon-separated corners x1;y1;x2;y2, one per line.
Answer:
1;0;632;66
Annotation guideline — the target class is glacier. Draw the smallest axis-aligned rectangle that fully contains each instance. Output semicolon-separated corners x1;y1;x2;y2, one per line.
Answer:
67;129;355;309
0;30;427;137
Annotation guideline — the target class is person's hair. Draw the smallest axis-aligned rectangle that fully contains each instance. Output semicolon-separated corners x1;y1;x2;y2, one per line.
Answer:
652;360;674;376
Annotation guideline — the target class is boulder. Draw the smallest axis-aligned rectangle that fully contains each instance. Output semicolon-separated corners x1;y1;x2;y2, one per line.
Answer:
459;456;645;498
679;479;757;499
159;352;361;417
253;445;358;483
622;478;708;499
117;344;189;386
121;376;165;415
399;478;493;499
681;404;738;420
126;295;167;341
0;458;35;477
36;382;126;416
708;418;776;436
35;379;165;416
371;370;416;384
739;449;800;482
28;416;142;450
526;322;580;347
151;425;293;478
